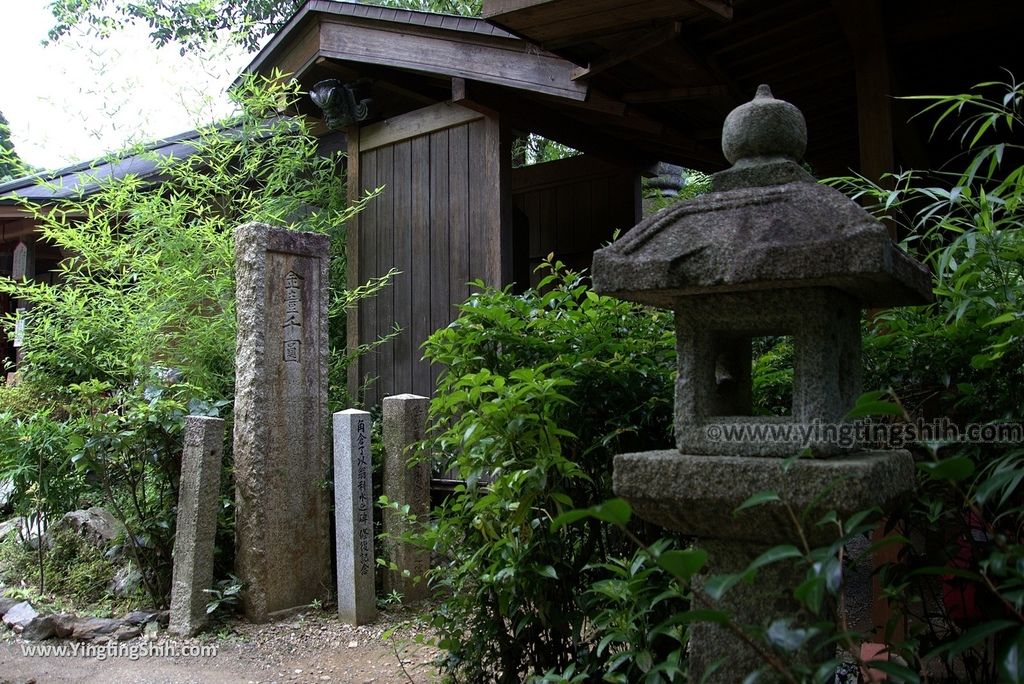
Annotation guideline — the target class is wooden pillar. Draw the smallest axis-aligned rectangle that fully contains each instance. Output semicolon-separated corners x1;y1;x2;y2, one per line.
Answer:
346;125;363;406
834;0;894;185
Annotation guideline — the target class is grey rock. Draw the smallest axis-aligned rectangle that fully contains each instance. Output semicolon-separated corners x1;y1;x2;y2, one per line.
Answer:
591;85;932;311
108;566;143;596
672;288;861;457
70;617;122;641
143;621;159;640
169;416;225;637
592;179;933;310
721;84;806;166
594;86;927;683
0;517;18;541
20;616;56;641
113;625;142;641
233;223;331;622
50;507;123;548
123;609;167;626
51;613;76;638
0;479;13;514
2;601;38;630
646;162;686;198
0;596;21;618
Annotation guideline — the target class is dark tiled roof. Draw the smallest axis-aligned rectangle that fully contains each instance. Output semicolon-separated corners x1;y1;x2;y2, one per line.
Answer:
0;128;206;204
303;1;512;39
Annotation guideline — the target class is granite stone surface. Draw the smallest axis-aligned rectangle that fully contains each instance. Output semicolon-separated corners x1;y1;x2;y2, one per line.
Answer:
168;416;225;637
333;409;377;626
233;223;331;622
381;394;431;602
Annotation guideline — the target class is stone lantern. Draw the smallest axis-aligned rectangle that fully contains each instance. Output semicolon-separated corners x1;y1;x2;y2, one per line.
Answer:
591;85;933;681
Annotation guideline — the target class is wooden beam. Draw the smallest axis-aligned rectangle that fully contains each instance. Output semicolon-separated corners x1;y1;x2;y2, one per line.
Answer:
510;154;638;193
345;125;362;404
622;84;729;104
0;207;30;220
484;0;731;43
690;0;733;20
318;17;588;102
359;102;484;152
451;77;467;102
833;0;895;185
571;22;681;81
315;58;440;109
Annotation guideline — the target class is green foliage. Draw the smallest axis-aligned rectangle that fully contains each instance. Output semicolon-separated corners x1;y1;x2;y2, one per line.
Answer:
0;110;25;182
751;335;794;416
642;170;712;214
511;135;581;168
204;573;245;617
0;529;127;611
0;408;84;522
62;380;188;605
46;0;482;53
1;74;355;400
0;74;374;608
416;259;681;682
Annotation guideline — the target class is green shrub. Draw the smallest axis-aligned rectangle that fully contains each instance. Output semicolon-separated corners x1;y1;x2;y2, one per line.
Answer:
416;259;684;682
0;73;376;608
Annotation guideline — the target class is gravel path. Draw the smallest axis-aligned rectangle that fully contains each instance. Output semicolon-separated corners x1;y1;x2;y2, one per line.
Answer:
0;608;439;684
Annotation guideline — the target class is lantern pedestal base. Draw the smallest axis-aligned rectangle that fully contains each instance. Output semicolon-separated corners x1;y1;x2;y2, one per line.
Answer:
613;449;915;682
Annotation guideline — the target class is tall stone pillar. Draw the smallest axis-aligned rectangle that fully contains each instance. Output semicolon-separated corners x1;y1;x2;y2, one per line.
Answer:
233;223;331;621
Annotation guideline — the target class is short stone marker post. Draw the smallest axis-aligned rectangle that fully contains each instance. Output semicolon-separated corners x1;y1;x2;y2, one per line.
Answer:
233;223;332;621
592;85;932;682
382;394;430;601
333;409;377;625
169;416;225;637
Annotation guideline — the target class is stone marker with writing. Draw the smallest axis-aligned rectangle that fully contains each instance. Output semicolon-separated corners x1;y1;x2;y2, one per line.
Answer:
382;394;430;601
233;222;331;621
333;409;377;625
11;241;34;364
169;416;225;637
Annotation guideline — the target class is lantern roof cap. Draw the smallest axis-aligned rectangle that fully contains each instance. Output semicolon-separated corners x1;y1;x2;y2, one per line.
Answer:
592;85;933;308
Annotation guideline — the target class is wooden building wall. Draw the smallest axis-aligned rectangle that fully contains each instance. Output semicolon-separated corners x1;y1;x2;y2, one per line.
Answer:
348;102;508;407
511;155;640;289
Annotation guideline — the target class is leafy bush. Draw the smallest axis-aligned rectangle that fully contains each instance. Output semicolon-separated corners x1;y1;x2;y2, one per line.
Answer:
416;259;684;682
0;73;373;607
836;75;1024;683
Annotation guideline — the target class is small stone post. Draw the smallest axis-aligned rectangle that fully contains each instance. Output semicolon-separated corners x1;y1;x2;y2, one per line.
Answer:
382;394;430;601
11;240;34;366
233;223;332;621
169;416;225;637
333;409;377;625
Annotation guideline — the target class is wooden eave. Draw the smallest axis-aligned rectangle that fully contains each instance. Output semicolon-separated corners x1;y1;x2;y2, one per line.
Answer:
241;0;587;101
483;0;1024;178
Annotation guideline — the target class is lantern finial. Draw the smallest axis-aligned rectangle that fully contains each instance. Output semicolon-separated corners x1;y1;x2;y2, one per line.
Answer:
721;83;807;167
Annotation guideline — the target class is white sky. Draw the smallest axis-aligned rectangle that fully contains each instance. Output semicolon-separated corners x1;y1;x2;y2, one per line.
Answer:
0;0;256;170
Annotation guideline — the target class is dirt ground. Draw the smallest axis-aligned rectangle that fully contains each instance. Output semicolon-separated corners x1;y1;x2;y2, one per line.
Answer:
0;607;439;684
